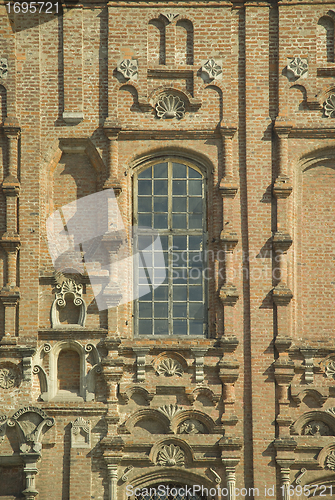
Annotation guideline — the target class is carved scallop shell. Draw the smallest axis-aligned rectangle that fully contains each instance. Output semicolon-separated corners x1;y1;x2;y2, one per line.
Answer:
158;404;182;419
325;360;335;378
156;95;185;119
157;358;183;377
324;95;335;118
157;444;185;466
326;451;335;470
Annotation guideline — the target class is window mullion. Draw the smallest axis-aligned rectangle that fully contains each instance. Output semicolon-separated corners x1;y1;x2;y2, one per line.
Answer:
168;161;173;336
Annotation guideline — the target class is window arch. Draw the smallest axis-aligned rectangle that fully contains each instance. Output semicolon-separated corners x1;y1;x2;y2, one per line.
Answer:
133;158;207;336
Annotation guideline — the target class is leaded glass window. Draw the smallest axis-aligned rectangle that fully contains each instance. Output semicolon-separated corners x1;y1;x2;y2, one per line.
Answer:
134;159;207;336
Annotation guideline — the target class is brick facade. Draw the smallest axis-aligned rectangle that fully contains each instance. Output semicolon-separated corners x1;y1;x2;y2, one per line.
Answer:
0;1;335;499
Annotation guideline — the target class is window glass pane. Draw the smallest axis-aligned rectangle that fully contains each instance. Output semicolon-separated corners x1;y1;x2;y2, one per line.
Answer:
154;286;168;301
159;235;169;250
154;251;168;267
189;252;202;267
173;235;187;250
188;168;202;178
173;319;187;335
138;319;152;334
138;197;152;212
154;319;168;335
189;198;202;213
173;163;187;178
139;302;152;317
173;303;187;317
173;286;187;301
154;302;168;317
189;235;202;250
138;214;152;227
173;252;187;268
189;286;202;301
154;180;168;195
138;287;152;301
154;268;167;284
138;235;153;250
154;214;168;229
188;180;202;195
138;167;152;179
173;271;187;284
173;180;187;195
138;179;152;195
189;214;202;229
189;302;204;319
154;163;168;178
173;198;187;212
188;321;203;335
154;197;168;212
172;214;187;229
189;268;202;283
139;251;152;268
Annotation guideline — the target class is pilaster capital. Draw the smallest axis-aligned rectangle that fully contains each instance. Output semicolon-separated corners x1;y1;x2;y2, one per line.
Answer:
3;116;21;139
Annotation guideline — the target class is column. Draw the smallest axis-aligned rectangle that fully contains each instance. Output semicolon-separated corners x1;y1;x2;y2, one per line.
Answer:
0;117;21;337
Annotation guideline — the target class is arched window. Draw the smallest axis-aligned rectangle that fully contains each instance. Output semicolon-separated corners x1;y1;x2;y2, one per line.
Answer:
57;349;80;395
134;159;207;336
317;16;335;63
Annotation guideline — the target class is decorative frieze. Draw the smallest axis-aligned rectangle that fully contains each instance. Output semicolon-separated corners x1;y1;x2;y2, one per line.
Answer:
156;95;185;119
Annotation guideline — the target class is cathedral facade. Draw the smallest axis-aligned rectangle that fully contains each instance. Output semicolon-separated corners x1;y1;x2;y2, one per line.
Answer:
1;0;335;499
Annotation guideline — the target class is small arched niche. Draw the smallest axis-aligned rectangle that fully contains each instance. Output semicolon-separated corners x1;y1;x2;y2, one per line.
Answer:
148;19;166;65
57;349;81;397
176;20;194;65
317;16;335;63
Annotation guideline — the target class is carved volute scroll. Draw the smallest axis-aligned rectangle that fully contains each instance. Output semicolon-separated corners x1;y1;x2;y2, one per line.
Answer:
51;272;86;328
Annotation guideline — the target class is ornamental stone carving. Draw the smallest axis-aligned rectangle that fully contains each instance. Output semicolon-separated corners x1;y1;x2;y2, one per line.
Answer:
325;451;335;470
0;366;18;389
117;59;138;80
201;58;222;80
157;358;183;377
302;421;332;436
161;13;179;23
51;272;86;328
324;94;335;118
323;358;335;378
0;58;8;78
156;95;185;119
178;419;205;434
158;404;182;419
287;57;308;78
157;444;185;466
71;417;90;448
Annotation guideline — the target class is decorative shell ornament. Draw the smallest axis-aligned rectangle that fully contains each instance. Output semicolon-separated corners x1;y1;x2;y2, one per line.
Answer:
162;13;179;23
157;358;183;377
287;57;308;78
156;95;185;119
326;451;335;470
117;59;138;80
158;404;182;419
324;94;335;118
157;444;185;467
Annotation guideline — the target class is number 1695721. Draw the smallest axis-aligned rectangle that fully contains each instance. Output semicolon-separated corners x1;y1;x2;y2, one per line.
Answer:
6;2;59;13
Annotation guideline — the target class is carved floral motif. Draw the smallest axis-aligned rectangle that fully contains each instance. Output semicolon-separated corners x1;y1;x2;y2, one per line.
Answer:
179;419;205;434
302;421;331;436
0;58;8;78
202;59;222;80
157;358;183;377
157;444;185;466
0;367;17;389
117;59;138;80
156;95;185;119
287;57;308;78
324;95;335;118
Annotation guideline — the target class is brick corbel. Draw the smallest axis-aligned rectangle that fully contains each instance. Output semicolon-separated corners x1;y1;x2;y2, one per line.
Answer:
300;348;317;385
218;359;239;408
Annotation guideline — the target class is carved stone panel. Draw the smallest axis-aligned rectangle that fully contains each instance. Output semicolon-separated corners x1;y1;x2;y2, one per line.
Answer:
0;58;8;78
157;358;183;377
117;59;138;80
71;417;91;448
178;419;206;434
156;444;185;466
156;95;185;119
287;57;308;78
0;365;19;389
302;421;332;436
